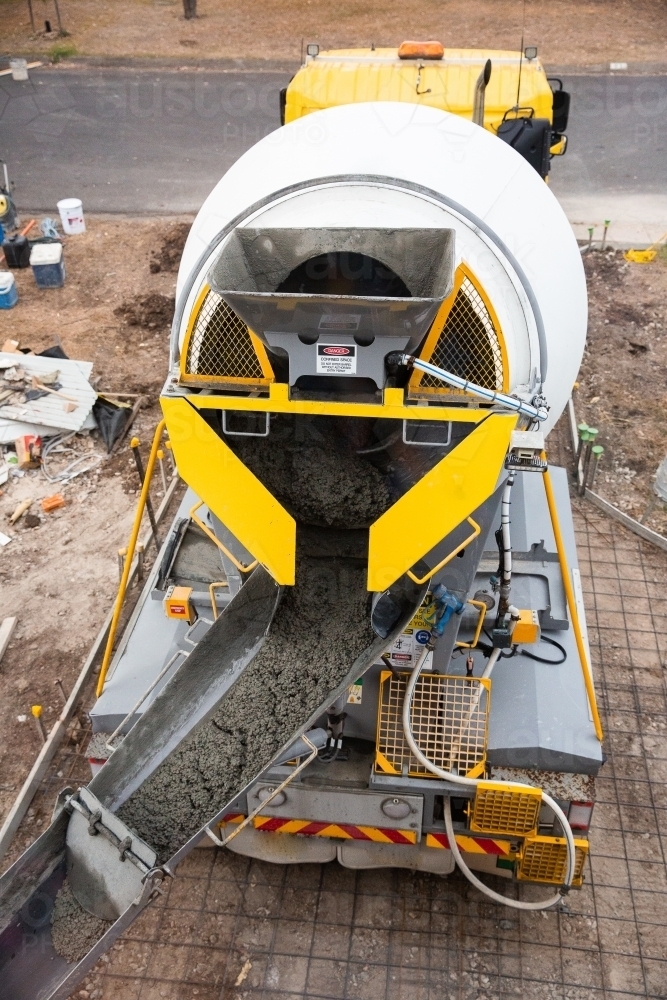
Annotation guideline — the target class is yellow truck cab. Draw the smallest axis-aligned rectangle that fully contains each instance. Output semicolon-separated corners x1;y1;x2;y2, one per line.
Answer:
281;41;569;179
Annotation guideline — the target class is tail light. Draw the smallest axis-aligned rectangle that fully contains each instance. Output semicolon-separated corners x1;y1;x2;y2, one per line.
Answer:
568;801;594;831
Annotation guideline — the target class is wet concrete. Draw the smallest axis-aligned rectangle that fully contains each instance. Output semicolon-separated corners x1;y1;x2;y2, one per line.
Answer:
50;879;111;964
228;415;393;528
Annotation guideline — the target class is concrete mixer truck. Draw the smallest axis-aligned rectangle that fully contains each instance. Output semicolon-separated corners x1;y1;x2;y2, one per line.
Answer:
0;99;599;1000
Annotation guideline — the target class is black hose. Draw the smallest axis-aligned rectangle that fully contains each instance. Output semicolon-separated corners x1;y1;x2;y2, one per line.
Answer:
519;634;567;664
481;629;567;663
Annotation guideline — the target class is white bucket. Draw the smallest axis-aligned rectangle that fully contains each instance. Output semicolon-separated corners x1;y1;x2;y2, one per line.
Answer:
9;59;29;81
57;197;86;235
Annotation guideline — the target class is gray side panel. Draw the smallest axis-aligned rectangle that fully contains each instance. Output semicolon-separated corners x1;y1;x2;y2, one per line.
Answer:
483;467;602;773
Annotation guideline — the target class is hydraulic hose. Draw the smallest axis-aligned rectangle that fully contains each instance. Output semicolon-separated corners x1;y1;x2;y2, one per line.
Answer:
401;643;575;910
495;474;515;621
387;353;548;422
500;475;514;590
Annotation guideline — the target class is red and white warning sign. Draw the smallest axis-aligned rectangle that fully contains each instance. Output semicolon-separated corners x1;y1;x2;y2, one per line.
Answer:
316;344;357;375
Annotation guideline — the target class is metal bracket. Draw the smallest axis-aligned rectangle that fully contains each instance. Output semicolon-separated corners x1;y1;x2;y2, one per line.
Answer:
66;787;158;921
402;419;452;448
87;809;102;836
222;410;271;437
136;865;174;907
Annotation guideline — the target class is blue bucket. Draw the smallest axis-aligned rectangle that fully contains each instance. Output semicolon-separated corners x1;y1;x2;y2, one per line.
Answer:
0;271;18;308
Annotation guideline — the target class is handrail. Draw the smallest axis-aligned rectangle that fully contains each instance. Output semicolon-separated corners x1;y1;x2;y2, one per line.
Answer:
208;581;229;621
542;460;603;741
407;517;481;585
190;501;259;574
455;599;488;649
105;649;189;753
204;734;318;849
96;420;166;697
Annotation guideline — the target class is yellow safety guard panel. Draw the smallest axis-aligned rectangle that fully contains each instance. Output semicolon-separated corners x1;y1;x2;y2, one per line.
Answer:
161;396;296;585
368;413;517;591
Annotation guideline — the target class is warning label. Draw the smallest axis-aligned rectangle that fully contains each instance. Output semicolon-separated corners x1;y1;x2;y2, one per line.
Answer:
347;678;363;705
316;344;357;375
387;594;434;669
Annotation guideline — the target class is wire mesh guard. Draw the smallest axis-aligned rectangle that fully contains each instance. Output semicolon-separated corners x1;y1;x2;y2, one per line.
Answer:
417;276;504;393
184;290;266;380
518;836;588;886
376;671;490;778
470;783;542;837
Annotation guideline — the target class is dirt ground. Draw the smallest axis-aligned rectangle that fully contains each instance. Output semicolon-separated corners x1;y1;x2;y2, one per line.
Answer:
576;248;667;533
0;215;190;852
1;0;666;67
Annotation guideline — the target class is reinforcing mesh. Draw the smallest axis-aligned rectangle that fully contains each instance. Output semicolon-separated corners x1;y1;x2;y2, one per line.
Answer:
376;672;489;778
419;277;504;391
185;290;265;380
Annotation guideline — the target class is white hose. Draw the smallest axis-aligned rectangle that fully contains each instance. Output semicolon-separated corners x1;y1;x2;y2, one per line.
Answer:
401;645;575;910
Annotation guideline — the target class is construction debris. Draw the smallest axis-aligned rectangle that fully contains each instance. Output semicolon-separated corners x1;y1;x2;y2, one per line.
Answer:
93;395;133;452
0;352;97;443
8;498;31;523
41;493;65;513
14;435;41;469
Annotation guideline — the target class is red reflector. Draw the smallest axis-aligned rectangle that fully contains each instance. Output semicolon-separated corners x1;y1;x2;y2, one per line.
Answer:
568;801;594;830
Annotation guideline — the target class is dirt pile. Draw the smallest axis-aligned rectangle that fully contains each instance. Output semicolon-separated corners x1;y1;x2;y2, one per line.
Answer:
51;879;111;964
149;223;190;274
576;248;667;531
114;293;175;331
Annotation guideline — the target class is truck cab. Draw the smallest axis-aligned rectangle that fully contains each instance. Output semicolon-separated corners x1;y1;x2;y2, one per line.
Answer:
281;41;569;179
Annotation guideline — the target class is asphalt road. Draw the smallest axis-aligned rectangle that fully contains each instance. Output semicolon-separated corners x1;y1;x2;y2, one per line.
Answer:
1;67;666;214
